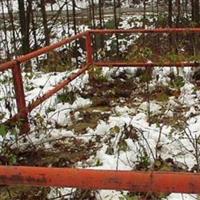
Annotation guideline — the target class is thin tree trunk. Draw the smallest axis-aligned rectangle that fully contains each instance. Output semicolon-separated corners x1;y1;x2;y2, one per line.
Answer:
66;3;70;36
156;0;159;16
114;0;119;57
98;0;103;29
91;0;97;60
168;0;172;28
30;1;39;66
99;0;104;50
143;0;147;48
91;0;96;28
66;3;72;67
143;0;146;28
191;0;195;22
6;0;17;55
168;0;173;50
191;0;200;25
176;0;181;27
88;0;92;28
194;0;200;25
31;2;38;50
72;0;77;35
72;0;78;67
1;0;11;59
40;0;50;46
18;0;30;55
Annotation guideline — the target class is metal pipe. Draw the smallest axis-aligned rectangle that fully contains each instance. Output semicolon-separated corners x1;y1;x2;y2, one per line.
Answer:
1;166;200;193
16;32;87;64
89;28;200;34
86;32;93;65
1;28;200;71
94;61;200;67
0;60;16;71
12;63;29;133
28;64;91;112
0;32;87;72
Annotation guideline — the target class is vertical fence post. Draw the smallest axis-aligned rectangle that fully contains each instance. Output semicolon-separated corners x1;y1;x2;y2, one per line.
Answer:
86;31;93;65
12;61;29;134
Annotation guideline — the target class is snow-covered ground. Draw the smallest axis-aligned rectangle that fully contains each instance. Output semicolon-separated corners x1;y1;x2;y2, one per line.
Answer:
1;64;200;199
0;4;200;200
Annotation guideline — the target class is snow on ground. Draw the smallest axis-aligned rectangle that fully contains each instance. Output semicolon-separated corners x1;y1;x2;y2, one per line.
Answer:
1;57;200;199
0;8;200;200
1;65;197;199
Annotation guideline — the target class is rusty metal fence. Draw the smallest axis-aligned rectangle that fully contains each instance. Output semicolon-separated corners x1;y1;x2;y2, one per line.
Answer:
0;28;200;193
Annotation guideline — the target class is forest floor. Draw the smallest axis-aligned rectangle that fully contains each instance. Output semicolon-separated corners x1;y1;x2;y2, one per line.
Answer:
1;65;200;199
1;12;200;199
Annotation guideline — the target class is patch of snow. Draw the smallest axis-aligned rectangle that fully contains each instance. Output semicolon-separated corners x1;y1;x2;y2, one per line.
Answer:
166;193;197;200
139;101;161;114
179;83;197;107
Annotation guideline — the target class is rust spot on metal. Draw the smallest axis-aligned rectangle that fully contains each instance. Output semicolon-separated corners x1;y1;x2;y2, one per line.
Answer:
0;174;46;185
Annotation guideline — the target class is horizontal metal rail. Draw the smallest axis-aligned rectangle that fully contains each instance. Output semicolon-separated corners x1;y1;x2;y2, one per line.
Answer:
28;64;91;112
0;60;16;71
0;32;86;72
0;166;200;193
89;28;200;34
0;32;88;133
1;28;200;72
0;28;200;131
3;65;91;125
16;32;86;64
1;29;200;193
94;61;200;67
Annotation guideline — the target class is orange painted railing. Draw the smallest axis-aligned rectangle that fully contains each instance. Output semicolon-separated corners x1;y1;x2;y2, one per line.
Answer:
0;166;200;193
0;28;200;193
1;31;90;133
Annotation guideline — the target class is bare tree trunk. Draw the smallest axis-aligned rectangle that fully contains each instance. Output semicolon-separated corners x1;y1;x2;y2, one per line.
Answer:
88;0;92;28
66;3;70;36
194;0;200;54
0;0;10;60
156;0;159;16
151;0;154;15
114;0;119;57
192;0;200;25
143;0;146;28
72;0;78;67
168;0;173;28
98;0;104;50
72;0;77;35
31;2;38;50
174;0;180;57
98;0;103;29
40;0;50;46
143;0;147;47
6;0;17;55
91;0;96;28
194;0;200;25
91;0;97;60
191;0;195;22
66;2;72;67
18;0;30;55
184;0;189;17
176;0;181;27
30;1;39;66
168;0;173;49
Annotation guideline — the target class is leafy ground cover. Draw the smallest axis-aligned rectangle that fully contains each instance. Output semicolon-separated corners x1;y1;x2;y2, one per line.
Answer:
1;14;200;200
1;65;200;199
